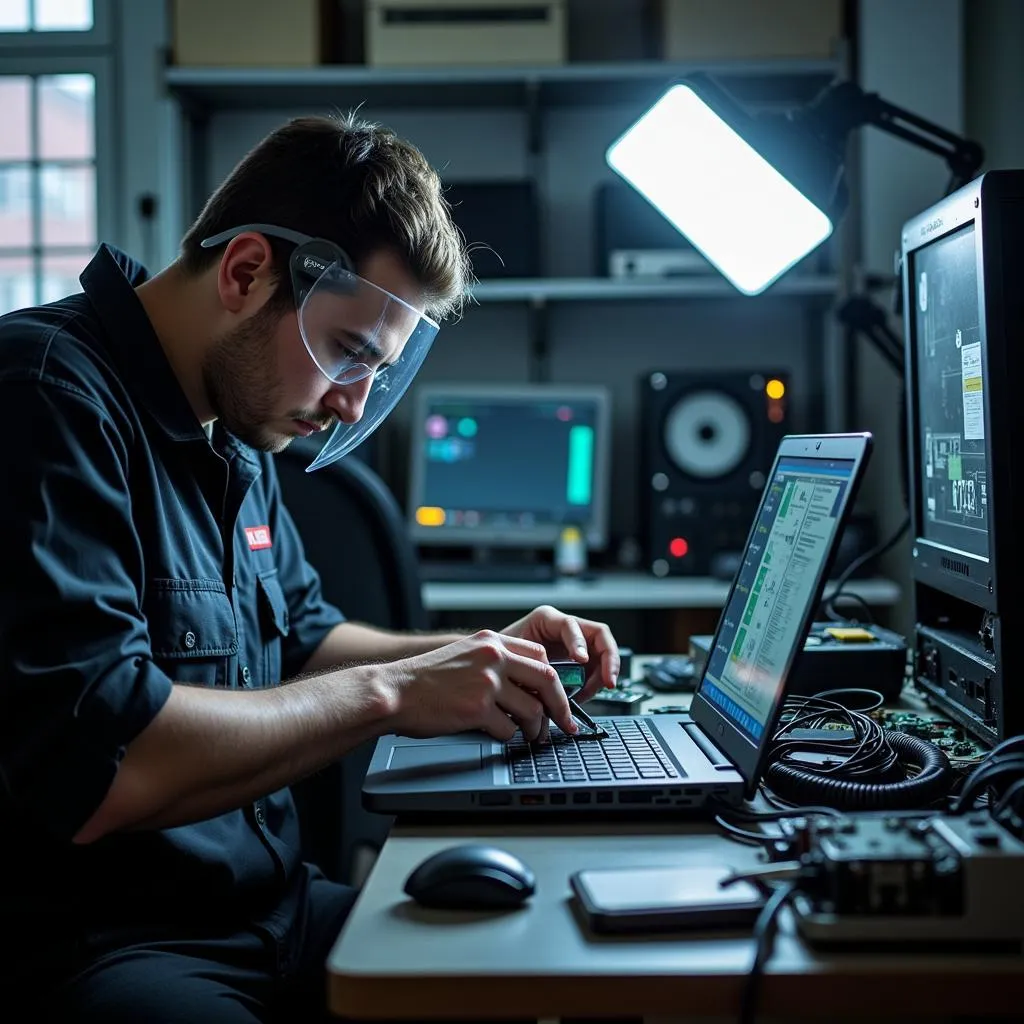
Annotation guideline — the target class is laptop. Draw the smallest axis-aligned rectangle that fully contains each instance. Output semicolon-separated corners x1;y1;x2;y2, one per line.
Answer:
364;433;873;815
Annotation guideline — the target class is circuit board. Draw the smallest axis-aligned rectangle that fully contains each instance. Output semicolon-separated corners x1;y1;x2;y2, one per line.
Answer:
874;709;988;765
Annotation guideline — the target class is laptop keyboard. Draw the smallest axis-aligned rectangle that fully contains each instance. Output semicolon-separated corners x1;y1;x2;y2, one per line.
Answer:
506;719;681;784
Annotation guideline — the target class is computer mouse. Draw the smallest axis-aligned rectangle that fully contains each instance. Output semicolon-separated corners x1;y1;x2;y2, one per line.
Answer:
403;843;536;910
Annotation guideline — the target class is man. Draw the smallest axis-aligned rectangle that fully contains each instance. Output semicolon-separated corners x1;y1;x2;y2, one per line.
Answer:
0;113;619;1022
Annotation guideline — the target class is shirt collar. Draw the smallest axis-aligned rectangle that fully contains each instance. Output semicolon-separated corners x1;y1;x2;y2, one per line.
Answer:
79;244;209;444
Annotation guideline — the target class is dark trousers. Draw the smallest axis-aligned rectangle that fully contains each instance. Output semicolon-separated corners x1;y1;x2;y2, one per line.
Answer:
43;868;358;1024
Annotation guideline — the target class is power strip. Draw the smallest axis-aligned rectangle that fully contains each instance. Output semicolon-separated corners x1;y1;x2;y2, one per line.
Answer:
791;812;1024;945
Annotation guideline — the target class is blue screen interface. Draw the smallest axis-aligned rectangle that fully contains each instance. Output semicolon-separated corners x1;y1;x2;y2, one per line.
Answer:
699;457;854;744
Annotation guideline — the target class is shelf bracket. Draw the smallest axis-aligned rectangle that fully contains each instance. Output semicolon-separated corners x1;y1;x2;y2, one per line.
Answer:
524;78;542;156
527;297;549;383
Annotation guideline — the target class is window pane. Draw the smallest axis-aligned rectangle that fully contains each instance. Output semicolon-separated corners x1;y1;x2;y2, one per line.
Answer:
41;163;95;246
33;0;92;31
0;0;29;32
0;165;33;247
39;74;94;160
41;251;87;304
0;79;30;159
0;254;35;315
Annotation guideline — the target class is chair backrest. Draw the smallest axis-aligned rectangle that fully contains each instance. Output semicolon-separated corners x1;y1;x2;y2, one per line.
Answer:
274;442;426;632
273;442;424;883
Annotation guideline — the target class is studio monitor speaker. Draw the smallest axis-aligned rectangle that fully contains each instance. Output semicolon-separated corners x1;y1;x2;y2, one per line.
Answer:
640;370;791;577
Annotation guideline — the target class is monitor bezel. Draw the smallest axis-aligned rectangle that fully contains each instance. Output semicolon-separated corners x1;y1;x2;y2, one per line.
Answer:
688;432;873;798
901;176;1002;609
407;382;613;550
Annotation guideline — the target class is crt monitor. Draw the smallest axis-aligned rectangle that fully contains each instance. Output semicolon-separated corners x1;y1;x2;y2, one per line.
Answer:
901;170;1024;608
407;383;612;550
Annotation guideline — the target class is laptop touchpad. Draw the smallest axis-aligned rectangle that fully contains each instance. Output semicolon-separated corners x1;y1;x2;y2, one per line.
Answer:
389;743;483;773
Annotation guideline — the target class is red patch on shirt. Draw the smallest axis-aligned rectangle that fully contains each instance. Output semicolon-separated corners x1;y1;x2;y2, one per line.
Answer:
244;525;272;551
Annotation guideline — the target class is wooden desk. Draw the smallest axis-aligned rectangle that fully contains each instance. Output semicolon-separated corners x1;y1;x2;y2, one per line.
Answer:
326;819;1024;1021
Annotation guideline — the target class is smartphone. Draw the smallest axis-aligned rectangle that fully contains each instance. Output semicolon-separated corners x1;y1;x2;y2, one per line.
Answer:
570;865;765;934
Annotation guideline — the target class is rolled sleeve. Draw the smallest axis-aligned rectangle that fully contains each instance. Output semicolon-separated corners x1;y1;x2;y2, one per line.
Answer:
0;378;173;840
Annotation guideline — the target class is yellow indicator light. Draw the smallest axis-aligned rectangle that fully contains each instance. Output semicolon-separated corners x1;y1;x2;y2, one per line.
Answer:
766;378;786;400
416;506;446;527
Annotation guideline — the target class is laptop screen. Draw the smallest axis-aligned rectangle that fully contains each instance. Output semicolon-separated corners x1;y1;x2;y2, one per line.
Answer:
696;454;856;746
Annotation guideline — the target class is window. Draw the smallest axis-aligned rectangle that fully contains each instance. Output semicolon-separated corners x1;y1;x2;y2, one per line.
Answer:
0;0;93;33
0;71;95;313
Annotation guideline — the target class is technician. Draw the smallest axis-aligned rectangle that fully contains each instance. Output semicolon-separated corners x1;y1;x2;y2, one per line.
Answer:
0;112;619;1022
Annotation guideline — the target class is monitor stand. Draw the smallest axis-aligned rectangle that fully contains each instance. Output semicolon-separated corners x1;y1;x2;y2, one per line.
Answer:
419;547;555;584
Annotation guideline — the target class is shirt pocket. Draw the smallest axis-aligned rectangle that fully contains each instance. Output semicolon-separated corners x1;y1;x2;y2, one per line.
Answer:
256;569;290;686
144;578;238;688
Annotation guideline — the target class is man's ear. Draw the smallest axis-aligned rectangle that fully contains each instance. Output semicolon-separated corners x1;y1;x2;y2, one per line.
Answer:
216;233;276;314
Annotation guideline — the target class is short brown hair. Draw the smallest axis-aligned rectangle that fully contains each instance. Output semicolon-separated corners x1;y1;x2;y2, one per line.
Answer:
180;112;471;320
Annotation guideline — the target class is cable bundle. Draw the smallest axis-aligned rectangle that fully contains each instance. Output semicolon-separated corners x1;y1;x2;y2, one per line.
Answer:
762;689;953;810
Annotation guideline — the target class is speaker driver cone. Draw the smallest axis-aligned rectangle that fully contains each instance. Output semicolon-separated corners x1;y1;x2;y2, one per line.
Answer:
663;391;751;479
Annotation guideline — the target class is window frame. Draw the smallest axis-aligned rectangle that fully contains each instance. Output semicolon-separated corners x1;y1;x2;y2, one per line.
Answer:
0;0;111;49
0;46;115;308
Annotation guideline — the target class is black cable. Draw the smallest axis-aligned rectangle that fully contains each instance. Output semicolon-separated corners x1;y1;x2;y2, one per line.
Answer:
763;692;953;810
822;514;910;622
738;882;797;1024
951;756;1024;813
993;776;1024;819
713;815;772;846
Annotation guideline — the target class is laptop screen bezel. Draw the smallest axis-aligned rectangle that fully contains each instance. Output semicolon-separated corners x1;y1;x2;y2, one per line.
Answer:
688;432;874;799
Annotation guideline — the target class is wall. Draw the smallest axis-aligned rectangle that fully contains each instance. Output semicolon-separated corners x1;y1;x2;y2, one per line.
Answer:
965;0;1024;172
856;0;965;635
116;0;993;616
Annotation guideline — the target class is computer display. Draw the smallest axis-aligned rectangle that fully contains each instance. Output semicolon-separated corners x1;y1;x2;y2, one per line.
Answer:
908;222;989;561
408;384;611;550
699;454;856;746
901;170;1024;742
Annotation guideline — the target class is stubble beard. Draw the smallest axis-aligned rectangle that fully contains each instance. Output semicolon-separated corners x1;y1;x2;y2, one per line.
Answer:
202;305;289;453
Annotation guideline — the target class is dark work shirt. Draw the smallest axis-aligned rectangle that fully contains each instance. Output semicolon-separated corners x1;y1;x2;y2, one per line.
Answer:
0;246;345;951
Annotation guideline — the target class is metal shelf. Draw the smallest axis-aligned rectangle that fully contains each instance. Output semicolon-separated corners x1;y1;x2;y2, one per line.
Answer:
469;275;839;303
164;59;840;112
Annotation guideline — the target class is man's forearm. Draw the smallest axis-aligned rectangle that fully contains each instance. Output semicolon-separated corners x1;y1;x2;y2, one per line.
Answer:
302;620;465;673
74;663;397;844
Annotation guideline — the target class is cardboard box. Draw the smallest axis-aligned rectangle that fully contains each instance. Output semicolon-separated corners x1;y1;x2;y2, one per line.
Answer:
173;0;332;66
661;0;843;61
366;0;566;67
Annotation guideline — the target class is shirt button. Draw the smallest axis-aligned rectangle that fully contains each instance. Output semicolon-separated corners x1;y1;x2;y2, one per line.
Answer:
241;665;252;686
183;631;197;649
255;805;266;827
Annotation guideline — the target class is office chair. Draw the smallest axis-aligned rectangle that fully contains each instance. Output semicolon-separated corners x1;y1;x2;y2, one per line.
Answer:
274;439;426;886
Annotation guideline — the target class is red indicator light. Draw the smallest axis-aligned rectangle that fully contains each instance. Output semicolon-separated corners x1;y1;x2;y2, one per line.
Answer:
669;537;689;558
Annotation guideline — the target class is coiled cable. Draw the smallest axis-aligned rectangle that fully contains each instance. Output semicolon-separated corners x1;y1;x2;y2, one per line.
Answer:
762;691;953;810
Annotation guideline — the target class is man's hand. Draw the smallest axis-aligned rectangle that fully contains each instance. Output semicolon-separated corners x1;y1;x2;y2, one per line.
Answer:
380;630;576;742
500;605;619;702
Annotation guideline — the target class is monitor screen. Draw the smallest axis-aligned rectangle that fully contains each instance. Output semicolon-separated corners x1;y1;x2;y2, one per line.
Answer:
698;455;856;745
408;384;611;549
910;222;990;561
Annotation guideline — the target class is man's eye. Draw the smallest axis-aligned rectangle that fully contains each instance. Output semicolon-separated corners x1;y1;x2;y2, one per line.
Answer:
333;338;362;359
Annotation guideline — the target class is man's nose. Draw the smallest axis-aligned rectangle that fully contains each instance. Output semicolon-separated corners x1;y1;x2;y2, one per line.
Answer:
323;373;373;425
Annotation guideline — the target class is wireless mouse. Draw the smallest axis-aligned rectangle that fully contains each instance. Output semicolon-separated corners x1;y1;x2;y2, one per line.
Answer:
403;843;536;910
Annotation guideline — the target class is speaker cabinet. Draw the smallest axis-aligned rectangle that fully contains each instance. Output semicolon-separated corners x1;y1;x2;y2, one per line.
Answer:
640;370;791;577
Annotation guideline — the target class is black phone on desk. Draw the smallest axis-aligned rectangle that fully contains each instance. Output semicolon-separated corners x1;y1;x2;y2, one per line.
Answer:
570;865;764;934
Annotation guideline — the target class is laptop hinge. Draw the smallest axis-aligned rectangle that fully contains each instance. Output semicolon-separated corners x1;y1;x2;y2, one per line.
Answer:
682;723;733;768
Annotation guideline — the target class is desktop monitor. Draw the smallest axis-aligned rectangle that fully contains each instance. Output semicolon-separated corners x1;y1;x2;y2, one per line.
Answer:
408;383;612;552
901;170;1024;741
902;171;1023;609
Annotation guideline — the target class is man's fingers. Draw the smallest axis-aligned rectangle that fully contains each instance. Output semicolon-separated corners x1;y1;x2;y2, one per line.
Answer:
481;706;519;742
495;632;549;663
493;676;546;740
503;653;576;735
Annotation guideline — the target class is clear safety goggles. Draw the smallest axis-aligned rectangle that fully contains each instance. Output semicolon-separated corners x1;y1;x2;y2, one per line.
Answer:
201;223;439;471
